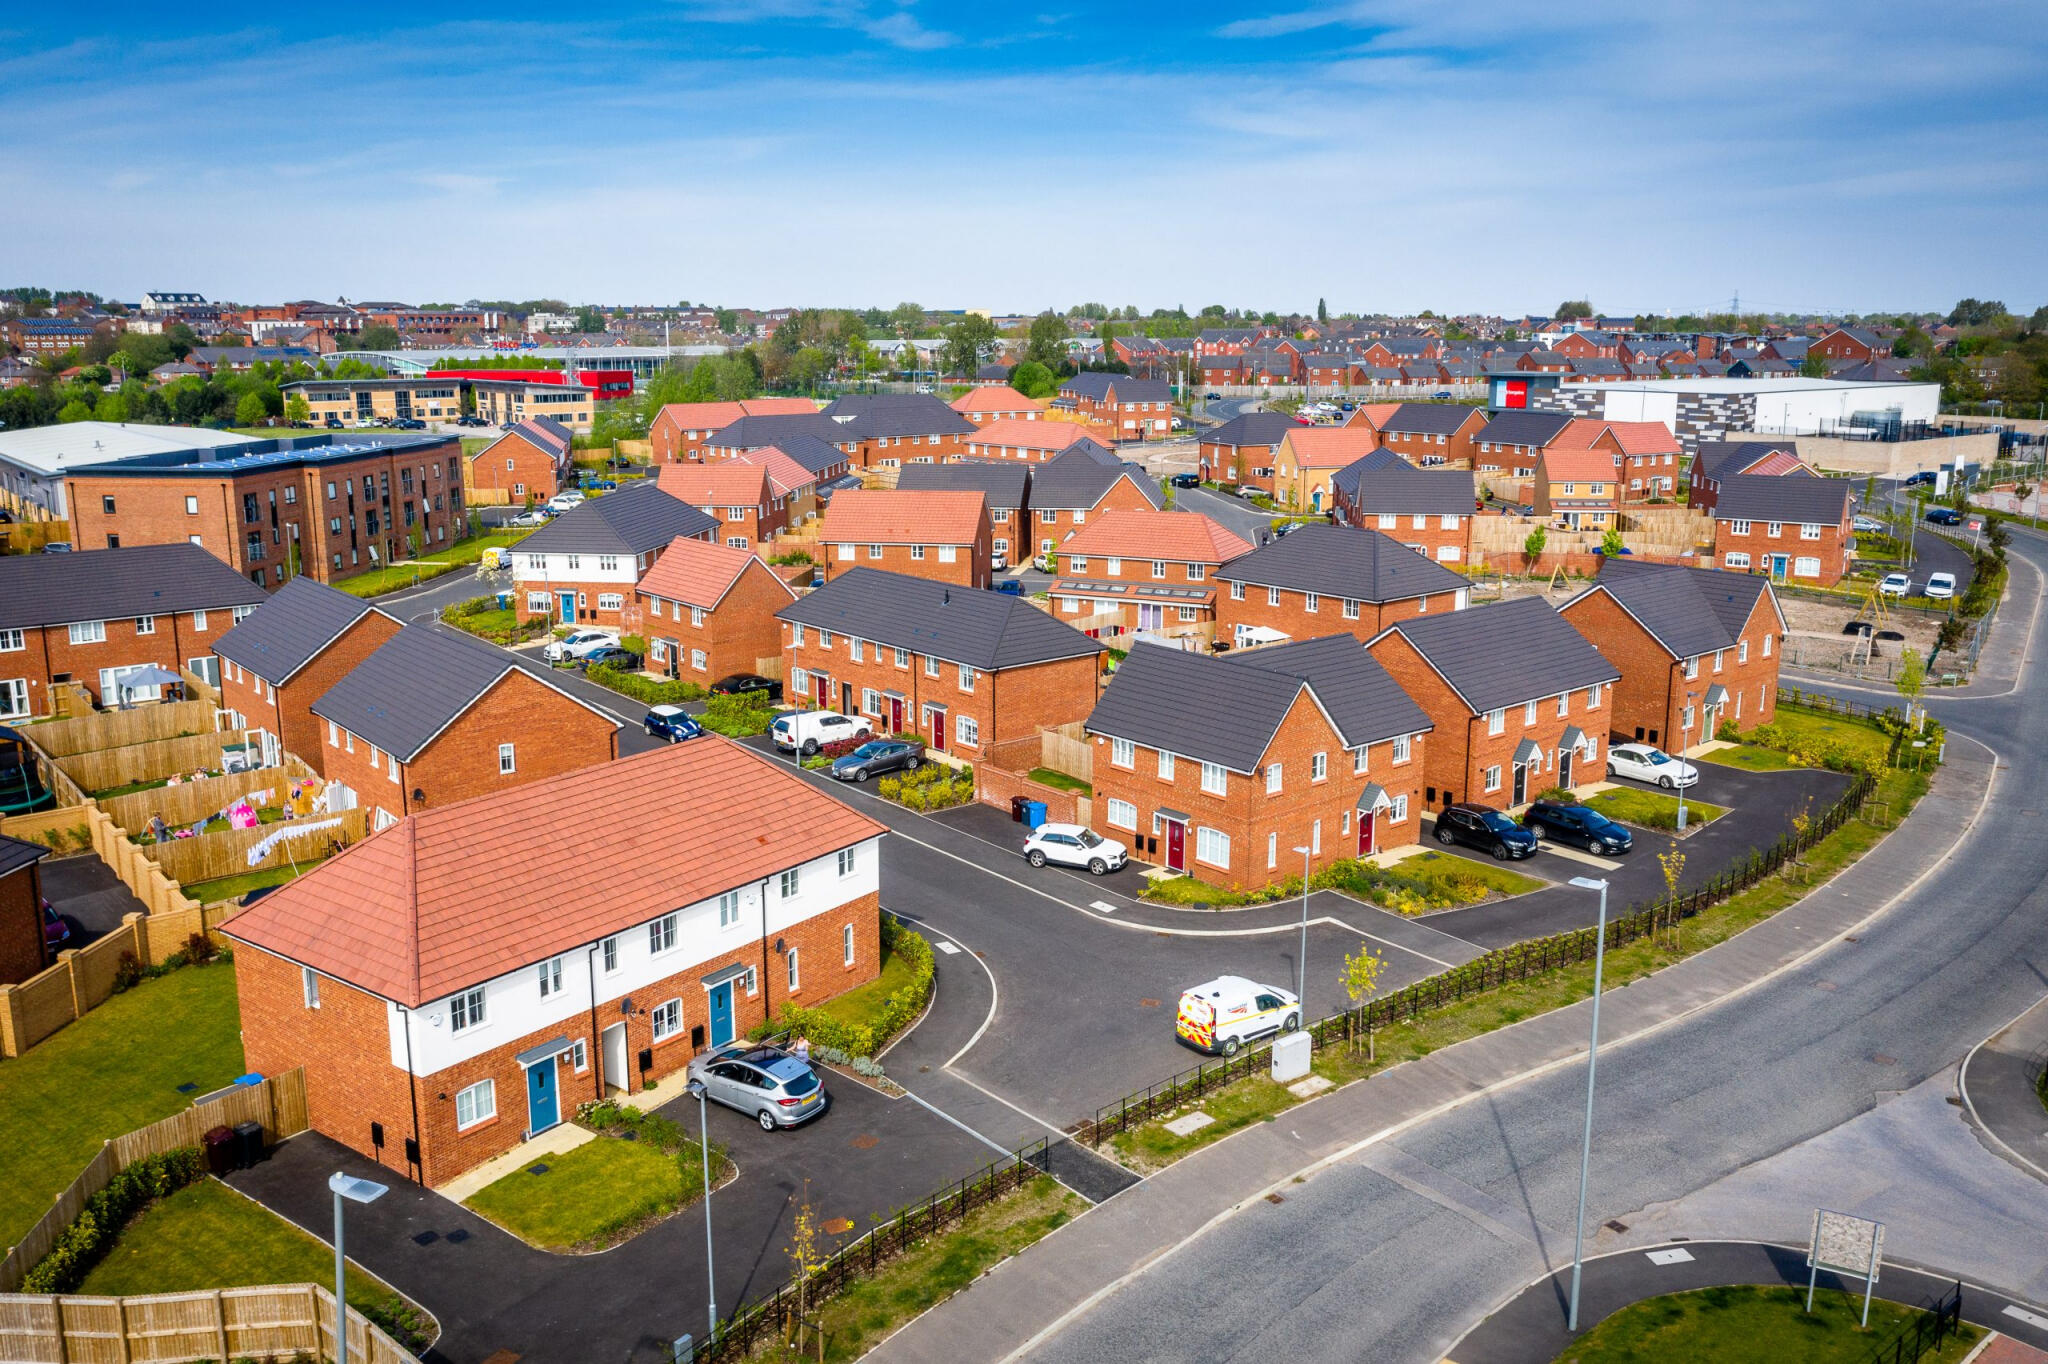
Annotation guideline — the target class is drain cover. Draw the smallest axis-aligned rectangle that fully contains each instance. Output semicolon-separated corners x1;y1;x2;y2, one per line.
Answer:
527;1163;550;1176
176;1082;198;1094
411;1230;439;1246
1873;1053;1897;1065
1139;998;1161;1008
851;1134;879;1150
1605;1219;1629;1233
445;1228;470;1244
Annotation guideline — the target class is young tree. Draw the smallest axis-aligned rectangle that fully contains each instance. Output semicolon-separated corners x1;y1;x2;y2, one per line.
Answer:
1524;523;1548;564
1024;312;1070;368
1657;845;1686;947
1600;527;1625;557
284;393;311;424
1799;349;1832;378
1895;647;1925;725
1341;941;1386;1060
234;391;268;427
1316;297;1328;325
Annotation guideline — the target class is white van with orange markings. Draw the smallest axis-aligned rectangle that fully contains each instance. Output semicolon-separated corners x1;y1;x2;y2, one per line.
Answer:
1175;975;1301;1056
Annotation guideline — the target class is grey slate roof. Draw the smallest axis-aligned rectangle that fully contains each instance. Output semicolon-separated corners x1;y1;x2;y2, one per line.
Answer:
1330;458;1475;515
1058;373;1172;403
777;567;1104;671
311;624;607;761
1233;637;1432;749
214;577;385;683
1577;558;1777;658
1712;473;1850;525
1204;412;1298;448
1217;524;1466;603
1027;450;1162;511
1377;403;1478;437
1475;411;1575;447
707;413;851;450
1375;595;1619;713
515;486;718;556
818;393;976;439
0;833;49;880
895;461;1029;509
1692;441;1796;482
0;543;266;631
765;433;853;475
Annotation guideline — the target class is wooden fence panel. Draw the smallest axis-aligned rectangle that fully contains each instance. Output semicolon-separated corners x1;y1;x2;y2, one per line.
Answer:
100;761;316;833
148;807;366;887
1039;728;1092;782
0;1145;117;1302
29;702;222;759
54;732;255;799
0;1282;419;1364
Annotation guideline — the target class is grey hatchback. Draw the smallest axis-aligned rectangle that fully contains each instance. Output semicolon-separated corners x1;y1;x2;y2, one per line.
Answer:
685;1044;829;1130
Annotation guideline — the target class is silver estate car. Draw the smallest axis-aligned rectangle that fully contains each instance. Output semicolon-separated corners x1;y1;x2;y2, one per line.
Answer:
685;1044;829;1130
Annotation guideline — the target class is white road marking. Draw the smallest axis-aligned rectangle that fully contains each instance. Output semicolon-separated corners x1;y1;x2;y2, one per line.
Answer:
1090;900;1118;914
1646;1248;1695;1266
934;941;961;955
898;1087;1014;1159
2006;1305;2048;1331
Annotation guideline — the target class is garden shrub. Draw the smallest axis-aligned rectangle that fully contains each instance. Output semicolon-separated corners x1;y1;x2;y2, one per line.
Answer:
586;663;705;707
699;691;778;737
766;919;935;1060
25;1149;203;1293
876;763;972;811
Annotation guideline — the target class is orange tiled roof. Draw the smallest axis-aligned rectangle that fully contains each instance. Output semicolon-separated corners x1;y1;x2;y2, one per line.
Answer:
1055;509;1252;563
1346;403;1402;432
1554;418;1680;456
727;445;816;497
635;535;787;610
1541;448;1622;483
820;489;987;545
951;386;1045;415
966;419;1096;451
655;397;817;432
656;461;770;507
1280;426;1380;468
220;741;885;1006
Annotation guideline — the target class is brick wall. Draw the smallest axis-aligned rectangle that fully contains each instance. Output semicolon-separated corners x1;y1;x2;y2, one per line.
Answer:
1215;583;1458;646
819;535;990;590
642;559;793;683
1712;520;1852;587
12;610;219;713
468;432;565;503
0;863;47;985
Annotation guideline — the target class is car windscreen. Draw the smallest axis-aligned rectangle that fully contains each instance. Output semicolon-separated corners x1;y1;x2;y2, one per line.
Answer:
1481;812;1520;833
850;742;888;757
1076;830;1103;847
1642;750;1671;764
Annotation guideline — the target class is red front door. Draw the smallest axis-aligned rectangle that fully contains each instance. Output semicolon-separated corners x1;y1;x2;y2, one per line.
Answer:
1165;820;1186;871
888;697;904;733
813;673;828;705
1358;812;1375;856
928;707;947;753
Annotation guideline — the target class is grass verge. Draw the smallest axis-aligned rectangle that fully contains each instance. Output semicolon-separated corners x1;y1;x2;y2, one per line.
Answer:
1698;743;1803;772
182;863;307;905
751;1175;1084;1364
77;1178;431;1351
1138;850;1542;913
1552;1285;1980;1363
466;1131;720;1252
1024;767;1092;797
814;942;918;1032
1580;787;1729;831
0;963;244;1249
1109;766;1926;1172
334;528;534;599
1760;706;1893;770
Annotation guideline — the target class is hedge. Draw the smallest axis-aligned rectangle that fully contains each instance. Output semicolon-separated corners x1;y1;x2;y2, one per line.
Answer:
764;918;935;1060
700;692;779;737
876;763;973;811
586;663;706;706
25;1148;204;1293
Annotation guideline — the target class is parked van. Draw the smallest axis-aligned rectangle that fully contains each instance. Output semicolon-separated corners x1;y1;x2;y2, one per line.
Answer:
1175;976;1300;1056
770;710;873;756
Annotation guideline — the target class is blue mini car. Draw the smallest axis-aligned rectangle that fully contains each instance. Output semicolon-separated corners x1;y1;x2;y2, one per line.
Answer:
643;705;702;742
992;578;1025;596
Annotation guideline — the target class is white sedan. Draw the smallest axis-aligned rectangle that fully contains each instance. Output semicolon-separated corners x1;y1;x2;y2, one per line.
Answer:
1607;742;1699;789
1022;823;1129;875
543;628;619;663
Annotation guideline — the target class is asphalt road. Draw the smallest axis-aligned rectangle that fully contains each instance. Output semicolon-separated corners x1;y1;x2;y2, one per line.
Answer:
1021;533;2048;1361
1170;482;1282;546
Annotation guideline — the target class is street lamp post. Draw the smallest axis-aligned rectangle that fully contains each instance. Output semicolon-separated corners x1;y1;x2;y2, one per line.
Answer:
1677;691;1698;831
1565;876;1609;1333
1292;845;1312;1028
328;1173;389;1364
684;1080;719;1344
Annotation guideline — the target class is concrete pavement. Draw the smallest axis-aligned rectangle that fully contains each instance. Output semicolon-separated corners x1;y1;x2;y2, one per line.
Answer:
1961;994;2048;1182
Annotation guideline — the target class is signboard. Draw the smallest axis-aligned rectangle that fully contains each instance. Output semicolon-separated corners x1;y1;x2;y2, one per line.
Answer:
1807;1209;1885;1324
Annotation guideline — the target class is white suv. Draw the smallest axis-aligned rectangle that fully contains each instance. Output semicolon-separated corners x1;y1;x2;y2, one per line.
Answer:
544;629;618;663
1022;823;1129;875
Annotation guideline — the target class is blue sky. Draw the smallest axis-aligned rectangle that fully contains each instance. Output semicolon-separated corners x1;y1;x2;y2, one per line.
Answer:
6;1;2045;315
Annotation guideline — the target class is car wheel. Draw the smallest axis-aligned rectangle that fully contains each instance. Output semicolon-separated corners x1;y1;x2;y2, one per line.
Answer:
1283;1013;1299;1033
1087;858;1107;875
1026;849;1047;868
1606;764;1618;779
757;1109;776;1132
1492;844;1511;861
1221;1036;1240;1057
1435;827;1455;846
1527;825;1544;840
801;740;818;756
904;756;920;771
855;769;870;783
1658;775;1674;789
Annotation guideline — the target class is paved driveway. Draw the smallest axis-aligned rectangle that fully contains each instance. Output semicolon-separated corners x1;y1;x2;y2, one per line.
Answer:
38;852;146;946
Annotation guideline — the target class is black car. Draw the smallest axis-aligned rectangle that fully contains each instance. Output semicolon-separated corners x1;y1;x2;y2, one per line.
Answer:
1924;507;1963;526
830;738;926;783
576;646;643;671
1434;803;1539;860
709;673;783;701
1169;472;1200;488
1522;800;1632;855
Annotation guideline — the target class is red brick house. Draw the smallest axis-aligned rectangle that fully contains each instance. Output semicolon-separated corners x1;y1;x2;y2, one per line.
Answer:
1372;403;1488;470
1216;524;1470;647
1472;410;1576;505
636;537;797;683
0;543;265;719
819;489;993;590
650;398;819;463
961;419;1107;464
950;386;1045;425
222;741;886;1187
214;577;402;776
1329;452;1478;563
467;417;572;505
1366;596;1619;811
1533;448;1622;530
1560;559;1783;752
779;567;1103;754
1710;475;1854;586
818;393;978;468
1809;327;1885;364
1024;448;1164;560
894;461;1030;569
512;487;719;628
1083;637;1431;887
312;625;619;827
1198;411;1299;489
1056;373;1173;440
654;461;786;551
1566;420;1684;504
1049;510;1251;637
1687;442;1803;514
0;836;52;986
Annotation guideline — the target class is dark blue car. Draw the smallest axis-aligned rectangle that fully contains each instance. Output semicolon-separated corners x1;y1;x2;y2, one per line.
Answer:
1434;803;1540;861
643;705;702;742
1522;800;1632;855
992;578;1025;596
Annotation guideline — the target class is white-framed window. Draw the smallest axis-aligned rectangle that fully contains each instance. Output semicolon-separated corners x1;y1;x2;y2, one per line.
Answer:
1267;585;1281;607
1712;649;1724;673
1311;752;1327;781
957;714;979;747
528;592;551;613
1794;556;1820;578
602;936;618;972
1800;522;1822;540
787;948;801;992
867;543;883;559
1484;765;1502;792
1378;512;1396;529
1196;826;1231;868
650;913;678;954
958;662;974;691
843;923;856;966
718;890;742;928
780;868;801;898
1390;794;1409;823
851;637;865;663
455;1078;495;1129
1230;581;1246;600
1267;831;1278;870
449;986;486;1032
925;654;940;677
1766;521;1783;537
134;616;155;635
938;544;957;563
1200;761;1227;795
1111;737;1135;767
1392;733;1412;763
651;999;682;1041
1557;691;1570;717
1106;797;1137;829
1763;633;1773;657
1158;750;1175;780
1353;745;1369;774
192;610;208;631
302;967;321;1008
498;743;516;774
1266;763;1282;794
893;647;909;668
837;847;856;877
1486;708;1505;735
537;956;563;997
69;620;105;645
1305;591;1319;613
1724;552;1751;570
1524;698;1538;725
1728;519;1751;536
597;593;624;612
0;629;22;653
1341;598;1359;620
571;1040;588;1073
838;543;856;560
1738;639;1750;664
1588;682;1603;709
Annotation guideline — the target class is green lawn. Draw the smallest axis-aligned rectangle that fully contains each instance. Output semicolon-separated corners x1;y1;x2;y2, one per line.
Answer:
1554;1285;1980;1364
1139;850;1542;913
333;528;534;599
182;863;307;904
813;942;919;1031
465;1132;703;1252
1698;743;1803;772
1758;707;1894;770
77;1178;428;1348
0;963;244;1249
91;776;175;800
1025;768;1092;797
751;1175;1083;1364
1581;787;1730;831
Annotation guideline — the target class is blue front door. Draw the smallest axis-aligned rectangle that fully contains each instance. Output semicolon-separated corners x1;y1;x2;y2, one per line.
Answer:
558;591;577;620
526;1060;560;1135
709;983;734;1047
